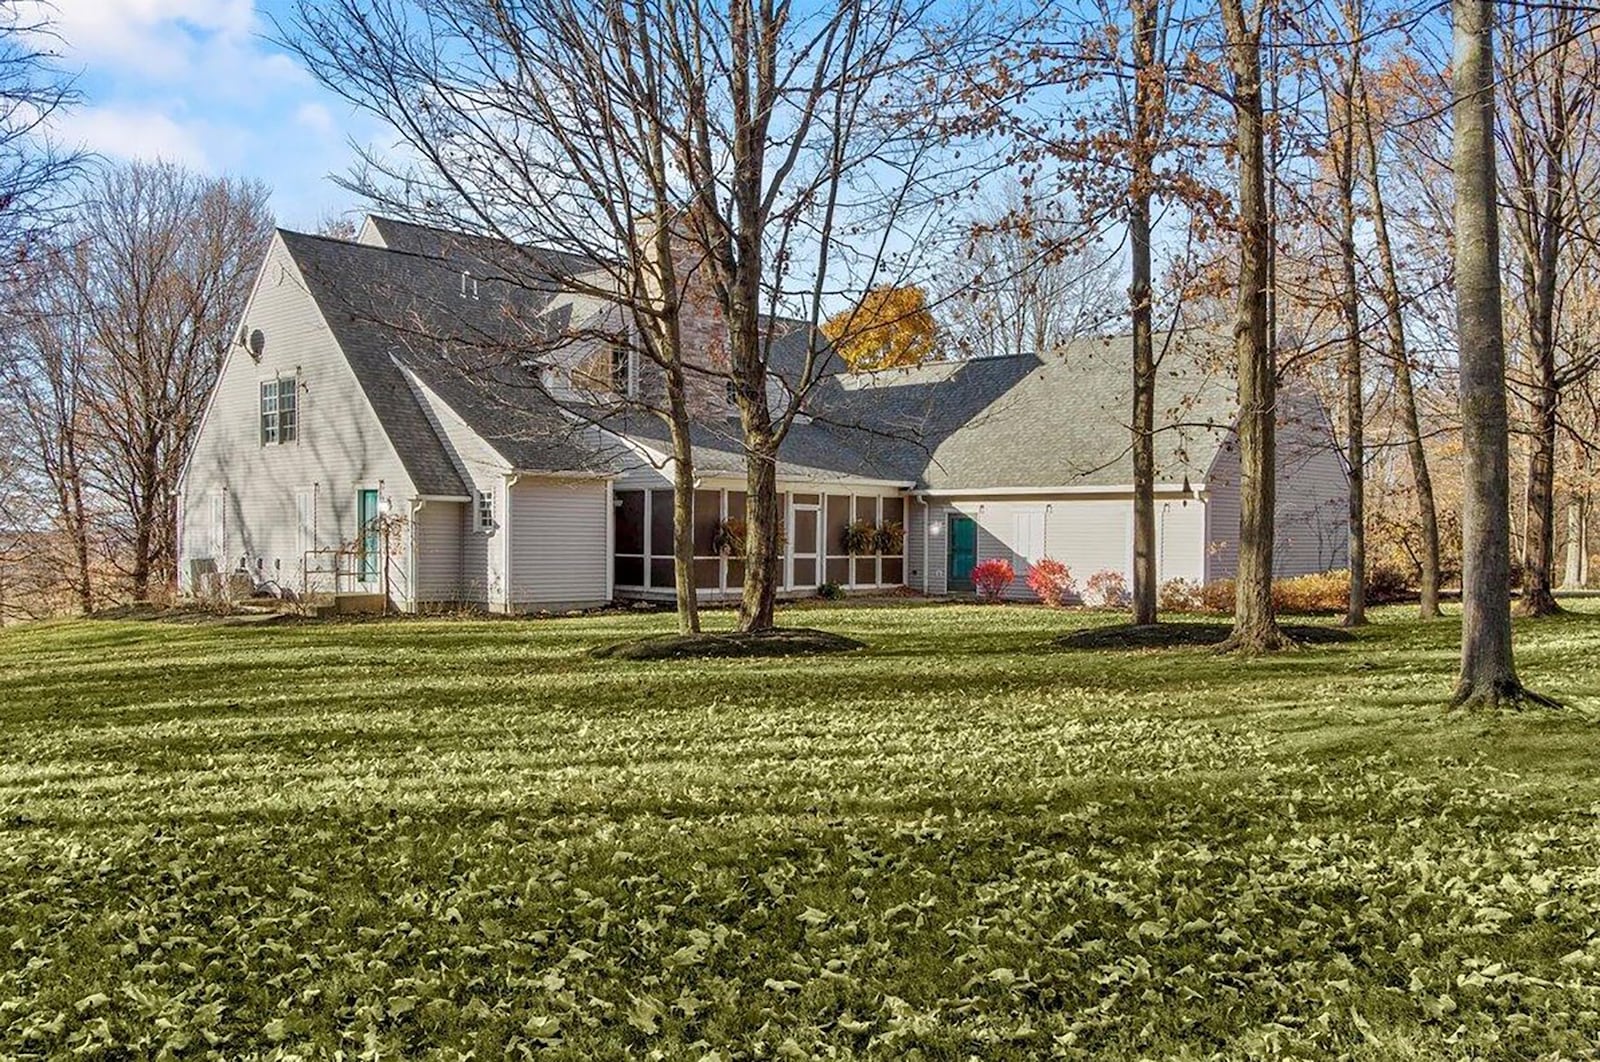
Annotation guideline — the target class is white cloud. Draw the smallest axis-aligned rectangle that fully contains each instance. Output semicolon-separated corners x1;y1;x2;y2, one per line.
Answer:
37;0;256;75
293;101;335;138
54;105;211;169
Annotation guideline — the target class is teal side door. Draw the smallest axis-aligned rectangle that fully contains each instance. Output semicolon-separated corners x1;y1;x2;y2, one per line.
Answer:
357;489;380;582
946;515;977;591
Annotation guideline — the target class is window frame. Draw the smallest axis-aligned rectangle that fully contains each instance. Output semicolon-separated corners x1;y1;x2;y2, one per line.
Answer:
611;345;634;398
259;375;297;447
476;488;496;533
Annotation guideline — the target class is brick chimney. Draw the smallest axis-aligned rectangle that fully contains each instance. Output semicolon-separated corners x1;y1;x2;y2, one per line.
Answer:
638;209;734;419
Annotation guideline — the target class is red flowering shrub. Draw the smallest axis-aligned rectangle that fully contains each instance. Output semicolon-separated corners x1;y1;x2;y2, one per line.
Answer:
1026;558;1074;607
971;558;1015;602
1082;568;1129;608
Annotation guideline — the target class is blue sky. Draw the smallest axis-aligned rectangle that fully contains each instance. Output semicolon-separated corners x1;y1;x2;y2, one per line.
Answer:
39;0;368;229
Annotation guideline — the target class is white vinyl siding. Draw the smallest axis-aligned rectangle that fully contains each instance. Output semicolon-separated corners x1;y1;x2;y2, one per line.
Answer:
1157;499;1207;584
912;492;1208;601
508;477;611;608
178;236;419;607
209;492;227;564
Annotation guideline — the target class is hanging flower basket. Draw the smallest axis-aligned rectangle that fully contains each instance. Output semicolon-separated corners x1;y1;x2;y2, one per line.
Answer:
712;518;746;557
712;517;787;557
873;520;904;555
842;520;877;556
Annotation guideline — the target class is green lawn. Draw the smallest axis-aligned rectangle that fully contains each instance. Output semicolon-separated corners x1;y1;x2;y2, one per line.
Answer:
2;603;1599;1059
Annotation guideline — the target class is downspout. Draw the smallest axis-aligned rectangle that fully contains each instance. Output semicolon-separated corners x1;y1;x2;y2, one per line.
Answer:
503;473;521;613
604;478;615;605
409;498;426;614
913;492;930;595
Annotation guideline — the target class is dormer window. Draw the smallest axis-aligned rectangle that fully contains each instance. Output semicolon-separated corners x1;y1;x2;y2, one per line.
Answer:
460;270;479;299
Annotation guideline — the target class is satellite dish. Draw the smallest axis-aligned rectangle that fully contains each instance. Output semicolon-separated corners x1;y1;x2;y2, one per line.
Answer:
248;329;266;359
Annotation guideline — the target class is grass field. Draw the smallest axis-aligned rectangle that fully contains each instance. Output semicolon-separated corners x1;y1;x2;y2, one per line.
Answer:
2;602;1600;1059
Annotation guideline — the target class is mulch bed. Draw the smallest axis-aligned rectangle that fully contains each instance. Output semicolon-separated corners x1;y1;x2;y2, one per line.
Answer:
589;627;865;660
1056;621;1356;651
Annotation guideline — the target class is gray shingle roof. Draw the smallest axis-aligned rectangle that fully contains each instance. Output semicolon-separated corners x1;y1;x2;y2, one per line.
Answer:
281;218;1292;496
803;333;1241;490
279;229;614;481
602;413;915;486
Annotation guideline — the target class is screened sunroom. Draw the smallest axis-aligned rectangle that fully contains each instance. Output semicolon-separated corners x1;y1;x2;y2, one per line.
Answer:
611;484;907;599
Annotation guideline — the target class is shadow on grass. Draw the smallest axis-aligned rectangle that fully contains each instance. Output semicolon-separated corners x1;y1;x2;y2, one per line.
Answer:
1056;621;1357;651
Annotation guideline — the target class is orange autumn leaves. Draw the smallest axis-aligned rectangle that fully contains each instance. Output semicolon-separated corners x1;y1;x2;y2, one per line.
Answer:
822;285;939;372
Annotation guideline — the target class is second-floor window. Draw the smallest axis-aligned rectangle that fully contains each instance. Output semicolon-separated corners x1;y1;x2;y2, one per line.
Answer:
476;488;495;532
260;377;297;445
611;345;633;397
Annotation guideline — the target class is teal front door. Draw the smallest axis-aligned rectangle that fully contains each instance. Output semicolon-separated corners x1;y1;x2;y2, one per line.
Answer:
947;515;977;591
357;489;380;582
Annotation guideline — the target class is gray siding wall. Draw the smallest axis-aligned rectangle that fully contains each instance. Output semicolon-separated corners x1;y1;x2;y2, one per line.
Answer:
1202;406;1349;581
1275;406;1350;576
412;500;465;603
178;236;421;605
508;477;611;608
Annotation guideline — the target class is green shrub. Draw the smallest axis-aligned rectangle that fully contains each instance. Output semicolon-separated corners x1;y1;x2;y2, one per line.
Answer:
816;582;845;600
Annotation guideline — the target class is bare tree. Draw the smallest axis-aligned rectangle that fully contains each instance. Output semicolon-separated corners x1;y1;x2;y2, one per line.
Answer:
660;0;979;633
2;242;94;611
1451;0;1549;707
1497;2;1600;616
0;0;80;265
1358;64;1443;618
76;162;273;601
942;193;1123;361
1324;0;1366;626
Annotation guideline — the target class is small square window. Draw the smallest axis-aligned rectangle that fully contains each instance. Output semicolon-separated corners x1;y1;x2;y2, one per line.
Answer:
476;489;495;532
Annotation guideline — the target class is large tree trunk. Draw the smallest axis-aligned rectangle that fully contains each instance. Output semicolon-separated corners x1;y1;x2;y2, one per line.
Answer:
739;425;780;633
1360;76;1441;618
1129;0;1159;628
665;378;702;636
1335;80;1366;627
1219;0;1287;652
734;302;781;633
1521;367;1560;614
1451;0;1547;707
